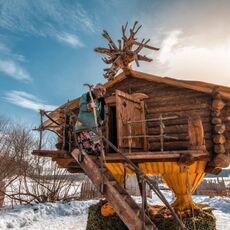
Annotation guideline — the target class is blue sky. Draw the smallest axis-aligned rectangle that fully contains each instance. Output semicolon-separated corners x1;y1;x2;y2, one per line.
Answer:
1;0;230;126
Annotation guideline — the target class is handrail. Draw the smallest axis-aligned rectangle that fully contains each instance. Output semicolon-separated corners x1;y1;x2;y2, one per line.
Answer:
126;114;179;152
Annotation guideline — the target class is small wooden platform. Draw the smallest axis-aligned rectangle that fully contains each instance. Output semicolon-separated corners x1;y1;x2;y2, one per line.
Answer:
32;149;209;173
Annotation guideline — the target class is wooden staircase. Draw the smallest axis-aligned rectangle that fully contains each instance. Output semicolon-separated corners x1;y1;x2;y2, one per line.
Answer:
71;148;157;230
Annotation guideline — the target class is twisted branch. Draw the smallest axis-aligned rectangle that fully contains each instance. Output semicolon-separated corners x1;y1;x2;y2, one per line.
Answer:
95;21;159;80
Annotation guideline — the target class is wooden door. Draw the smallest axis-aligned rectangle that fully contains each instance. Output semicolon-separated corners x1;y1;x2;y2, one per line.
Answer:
116;90;146;149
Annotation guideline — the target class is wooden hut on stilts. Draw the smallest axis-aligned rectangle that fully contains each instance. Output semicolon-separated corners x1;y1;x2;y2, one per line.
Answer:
33;22;230;230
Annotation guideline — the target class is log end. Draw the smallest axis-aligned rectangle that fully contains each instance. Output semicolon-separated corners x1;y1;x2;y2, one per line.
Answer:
205;165;222;175
214;144;226;154
213;154;230;168
212;99;225;110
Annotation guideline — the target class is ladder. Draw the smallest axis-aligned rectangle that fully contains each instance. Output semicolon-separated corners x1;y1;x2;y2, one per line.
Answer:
71;148;157;230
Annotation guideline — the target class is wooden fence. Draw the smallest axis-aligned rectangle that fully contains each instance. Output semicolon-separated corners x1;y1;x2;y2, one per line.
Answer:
195;177;230;197
80;176;152;200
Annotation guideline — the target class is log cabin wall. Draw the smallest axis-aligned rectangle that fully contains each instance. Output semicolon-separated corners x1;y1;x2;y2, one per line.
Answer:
105;76;213;153
216;97;230;165
218;97;230;158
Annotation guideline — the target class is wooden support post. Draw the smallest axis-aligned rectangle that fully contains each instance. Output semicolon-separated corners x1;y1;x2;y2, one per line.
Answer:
159;114;164;152
123;162;127;190
141;179;147;229
140;100;148;151
39;109;44;150
135;169;147;214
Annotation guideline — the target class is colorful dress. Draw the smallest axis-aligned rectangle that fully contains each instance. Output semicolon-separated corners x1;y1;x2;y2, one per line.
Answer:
75;92;105;155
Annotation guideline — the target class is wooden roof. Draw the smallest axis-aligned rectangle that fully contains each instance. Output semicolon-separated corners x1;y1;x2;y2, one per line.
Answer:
43;69;230;127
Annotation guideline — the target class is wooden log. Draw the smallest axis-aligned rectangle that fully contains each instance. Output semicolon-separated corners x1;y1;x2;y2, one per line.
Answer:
212;99;225;110
148;138;213;149
146;116;211;127
148;123;212;135
148;139;213;152
149;141;188;151
110;79;177;92
214;144;226;154
213;134;226;144
221;132;230;139
32;149;69;158
220;106;230;116
205;166;222;175
214;124;225;134
211;117;222;125
223;115;230;121
220;119;230;131
146;109;211;119
213;154;230;168
146;92;208;103
147;117;211;128
146;96;210;107
211;110;221;117
148;103;210;114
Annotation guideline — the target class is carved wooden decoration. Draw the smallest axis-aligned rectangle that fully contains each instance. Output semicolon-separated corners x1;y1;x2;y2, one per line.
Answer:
95;21;159;80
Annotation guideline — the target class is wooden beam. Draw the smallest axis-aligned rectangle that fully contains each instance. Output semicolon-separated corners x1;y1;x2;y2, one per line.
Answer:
33;149;208;164
105;151;208;162
32;150;70;158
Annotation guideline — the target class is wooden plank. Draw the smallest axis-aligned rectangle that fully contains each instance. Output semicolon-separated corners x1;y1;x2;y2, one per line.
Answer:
116;90;144;148
33;149;208;164
32;150;69;158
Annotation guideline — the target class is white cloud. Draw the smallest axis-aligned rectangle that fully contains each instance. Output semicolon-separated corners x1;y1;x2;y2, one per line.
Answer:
0;0;95;46
57;33;84;48
0;59;31;81
143;30;230;87
4;90;57;111
0;42;26;62
158;30;182;64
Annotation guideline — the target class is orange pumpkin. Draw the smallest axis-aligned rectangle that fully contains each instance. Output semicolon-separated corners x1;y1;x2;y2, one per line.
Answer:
101;202;116;216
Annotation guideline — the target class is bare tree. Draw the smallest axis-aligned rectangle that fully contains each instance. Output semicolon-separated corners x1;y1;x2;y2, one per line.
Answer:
0;116;18;207
0;117;81;207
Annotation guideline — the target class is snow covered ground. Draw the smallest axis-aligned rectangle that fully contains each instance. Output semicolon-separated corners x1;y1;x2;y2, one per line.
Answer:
0;191;230;230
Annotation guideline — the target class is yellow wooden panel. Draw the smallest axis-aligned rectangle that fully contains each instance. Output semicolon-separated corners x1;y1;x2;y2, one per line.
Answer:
106;160;208;210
